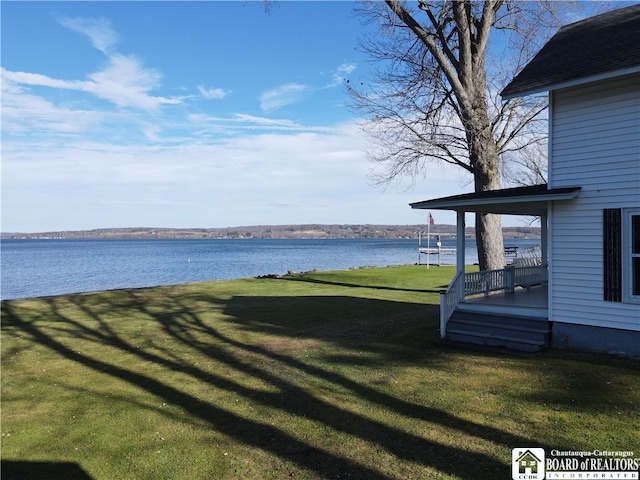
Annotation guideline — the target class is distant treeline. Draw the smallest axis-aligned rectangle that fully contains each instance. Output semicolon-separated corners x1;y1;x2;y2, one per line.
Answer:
3;224;541;240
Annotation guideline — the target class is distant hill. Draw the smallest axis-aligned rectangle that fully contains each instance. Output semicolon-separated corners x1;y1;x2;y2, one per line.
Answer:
2;224;541;240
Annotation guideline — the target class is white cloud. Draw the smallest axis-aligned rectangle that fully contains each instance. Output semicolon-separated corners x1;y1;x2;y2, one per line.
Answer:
0;70;106;134
1;122;442;231
89;54;180;109
327;62;357;87
259;83;309;112
198;85;230;100
232;113;302;129
257;63;357;112
58;16;119;55
337;63;357;76
2;16;181;112
3;68;85;90
142;124;162;142
185;112;330;135
2;57;179;112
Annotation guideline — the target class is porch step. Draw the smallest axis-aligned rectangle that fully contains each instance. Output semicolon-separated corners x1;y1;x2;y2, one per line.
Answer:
444;310;550;353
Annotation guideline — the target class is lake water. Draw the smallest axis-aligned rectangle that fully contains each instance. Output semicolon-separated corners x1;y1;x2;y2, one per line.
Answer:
0;237;540;300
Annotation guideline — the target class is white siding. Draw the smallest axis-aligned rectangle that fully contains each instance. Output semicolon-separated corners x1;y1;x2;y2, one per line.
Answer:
550;73;640;331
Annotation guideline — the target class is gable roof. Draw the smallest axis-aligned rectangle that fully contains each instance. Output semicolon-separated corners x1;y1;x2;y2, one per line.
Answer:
409;184;581;216
502;4;640;99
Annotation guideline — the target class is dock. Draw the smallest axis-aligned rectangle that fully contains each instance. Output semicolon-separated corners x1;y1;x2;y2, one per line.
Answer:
418;244;521;267
418;246;457;266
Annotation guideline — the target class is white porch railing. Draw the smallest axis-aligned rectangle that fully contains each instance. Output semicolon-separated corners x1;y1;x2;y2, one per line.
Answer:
464;268;505;296
439;270;463;338
438;265;547;338
512;265;548;289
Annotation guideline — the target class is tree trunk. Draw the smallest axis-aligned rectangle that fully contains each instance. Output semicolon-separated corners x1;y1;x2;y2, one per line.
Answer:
476;213;504;270
465;47;505;272
467;94;505;271
471;143;505;271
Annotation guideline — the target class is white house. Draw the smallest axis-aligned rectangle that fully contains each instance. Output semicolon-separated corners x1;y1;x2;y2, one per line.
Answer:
410;5;640;356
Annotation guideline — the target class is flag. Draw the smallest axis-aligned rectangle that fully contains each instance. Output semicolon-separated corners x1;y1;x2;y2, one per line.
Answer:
428;213;435;226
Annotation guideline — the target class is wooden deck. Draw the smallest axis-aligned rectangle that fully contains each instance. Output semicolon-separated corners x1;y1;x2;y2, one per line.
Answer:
465;284;548;308
459;284;548;319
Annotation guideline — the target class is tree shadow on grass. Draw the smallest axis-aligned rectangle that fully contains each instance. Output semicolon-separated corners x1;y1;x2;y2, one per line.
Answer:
1;460;94;480
3;300;389;479
274;274;445;294
1;289;578;479
514;352;640;414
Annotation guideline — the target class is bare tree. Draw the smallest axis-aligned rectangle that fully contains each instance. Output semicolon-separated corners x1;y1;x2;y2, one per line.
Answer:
348;0;565;270
502;141;548;187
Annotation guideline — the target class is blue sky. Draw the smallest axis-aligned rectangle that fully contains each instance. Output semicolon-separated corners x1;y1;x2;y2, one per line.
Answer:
2;0;481;232
3;1;614;233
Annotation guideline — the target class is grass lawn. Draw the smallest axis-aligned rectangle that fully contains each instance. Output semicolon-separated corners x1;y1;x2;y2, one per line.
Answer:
2;265;639;479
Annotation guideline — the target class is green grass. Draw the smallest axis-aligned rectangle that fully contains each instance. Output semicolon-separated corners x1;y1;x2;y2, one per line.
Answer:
2;265;639;479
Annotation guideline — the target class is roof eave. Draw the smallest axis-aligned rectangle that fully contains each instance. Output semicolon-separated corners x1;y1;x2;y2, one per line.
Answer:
410;187;581;216
502;65;640;100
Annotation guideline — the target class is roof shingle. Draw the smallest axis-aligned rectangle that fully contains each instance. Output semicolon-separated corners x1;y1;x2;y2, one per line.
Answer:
501;4;640;98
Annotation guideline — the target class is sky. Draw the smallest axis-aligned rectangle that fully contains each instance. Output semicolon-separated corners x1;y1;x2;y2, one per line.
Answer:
1;1;606;233
1;0;484;232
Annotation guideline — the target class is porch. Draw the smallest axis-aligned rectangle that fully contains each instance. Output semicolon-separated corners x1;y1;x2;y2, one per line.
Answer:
440;270;550;352
410;184;580;352
440;263;549;330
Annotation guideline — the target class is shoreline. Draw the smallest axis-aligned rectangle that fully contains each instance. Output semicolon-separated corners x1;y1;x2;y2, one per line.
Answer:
1;224;541;240
1;263;459;302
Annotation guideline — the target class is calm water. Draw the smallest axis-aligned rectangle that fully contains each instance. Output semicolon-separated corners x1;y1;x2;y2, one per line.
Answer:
0;238;540;300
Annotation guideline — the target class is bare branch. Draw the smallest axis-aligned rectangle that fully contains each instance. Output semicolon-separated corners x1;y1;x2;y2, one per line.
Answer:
348;1;598;269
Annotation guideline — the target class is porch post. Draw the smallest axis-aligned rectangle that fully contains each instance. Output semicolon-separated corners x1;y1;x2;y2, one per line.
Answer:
457;210;466;302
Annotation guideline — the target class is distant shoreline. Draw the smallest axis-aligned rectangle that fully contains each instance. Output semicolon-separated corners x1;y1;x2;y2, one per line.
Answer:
1;224;541;240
